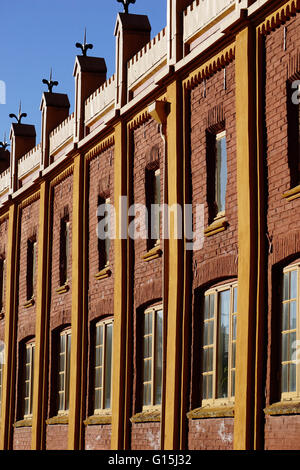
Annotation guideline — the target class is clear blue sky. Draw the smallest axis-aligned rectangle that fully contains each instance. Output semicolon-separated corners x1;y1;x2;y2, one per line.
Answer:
0;0;166;143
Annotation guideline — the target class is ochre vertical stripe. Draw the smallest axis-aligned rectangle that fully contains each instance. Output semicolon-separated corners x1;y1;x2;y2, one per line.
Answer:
111;121;127;450
68;152;86;449
234;25;257;450
163;80;184;450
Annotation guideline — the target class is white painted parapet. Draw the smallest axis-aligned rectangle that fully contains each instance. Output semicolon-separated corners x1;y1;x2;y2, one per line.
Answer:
18;143;41;179
85;75;116;126
49;112;74;156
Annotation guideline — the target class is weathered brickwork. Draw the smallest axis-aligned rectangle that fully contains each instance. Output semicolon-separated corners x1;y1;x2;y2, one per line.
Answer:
187;59;237;449
131;422;160;450
0;216;8;345
46;425;68;450
188;418;234;450
84;424;112;450
12;427;32;450
264;12;300;450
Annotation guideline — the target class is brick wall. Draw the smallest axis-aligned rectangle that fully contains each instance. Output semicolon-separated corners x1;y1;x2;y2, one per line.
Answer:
130;118;164;449
46;172;73;450
0;216;8;346
264;12;300;450
131;422;160;450
187;59;237;449
84;424;112;450
84;145;115;449
12;427;32;450
188;418;234;450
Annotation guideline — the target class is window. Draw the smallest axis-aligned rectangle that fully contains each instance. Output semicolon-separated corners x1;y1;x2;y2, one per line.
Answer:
26;239;37;301
281;262;300;398
23;341;35;417
59;216;70;286
143;305;163;408
94;319;113;412
0;257;5;312
146;167;161;251
287;80;300;187
202;282;237;403
97;196;110;270
58;329;71;413
206;128;228;221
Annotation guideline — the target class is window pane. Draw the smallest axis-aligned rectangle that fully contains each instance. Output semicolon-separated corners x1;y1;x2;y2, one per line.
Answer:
283;272;290;301
282;303;289;331
144;359;152;383
94;389;102;411
231;370;235;397
290;301;297;330
289;362;296;392
204;296;210;320
104;323;113;409
232;315;237;341
154;310;163;405
282;333;288;362
143;383;151;407
203;374;213;400
217;290;230;399
233;287;237;313
232;342;236;369
290;270;297;299
216;133;227;213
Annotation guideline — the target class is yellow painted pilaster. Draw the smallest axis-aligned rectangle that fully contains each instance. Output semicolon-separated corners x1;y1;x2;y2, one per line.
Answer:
163;79;184;450
111;121;127;450
31;181;50;450
68;152;87;450
0;204;18;450
234;25;257;450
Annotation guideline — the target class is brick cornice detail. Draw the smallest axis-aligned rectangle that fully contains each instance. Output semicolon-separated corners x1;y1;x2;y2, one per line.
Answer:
50;164;74;188
19;191;40;210
258;0;300;36
85;135;115;162
183;44;235;91
128;109;151;131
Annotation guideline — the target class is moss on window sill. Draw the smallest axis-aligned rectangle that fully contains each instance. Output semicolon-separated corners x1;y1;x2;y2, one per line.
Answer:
83;414;112;425
187;405;234;419
46;414;69;425
130;408;161;423
264;401;300;416
14;417;33;428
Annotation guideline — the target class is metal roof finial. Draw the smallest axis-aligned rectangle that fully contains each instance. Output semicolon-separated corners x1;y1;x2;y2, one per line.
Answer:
42;68;59;93
0;132;9;150
9;101;27;124
117;0;136;14
75;27;93;57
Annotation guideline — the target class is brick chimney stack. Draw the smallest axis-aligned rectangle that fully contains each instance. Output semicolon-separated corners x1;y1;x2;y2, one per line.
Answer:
114;13;151;108
73;56;107;142
9;123;36;192
40;92;70;169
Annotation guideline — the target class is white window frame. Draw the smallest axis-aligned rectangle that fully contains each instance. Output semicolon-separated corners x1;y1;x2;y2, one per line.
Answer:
94;318;114;414
58;329;71;414
142;304;163;410
202;281;237;407
24;341;35;418
281;262;300;401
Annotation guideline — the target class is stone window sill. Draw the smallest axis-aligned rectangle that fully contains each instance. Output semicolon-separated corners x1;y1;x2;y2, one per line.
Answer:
83;414;112;425
46;414;69;425
264;401;300;416
282;184;300;202
204;215;228;237
94;266;111;281
14;417;33;428
187;405;234;419
130;408;161;423
24;298;35;308
142;244;162;262
56;284;69;295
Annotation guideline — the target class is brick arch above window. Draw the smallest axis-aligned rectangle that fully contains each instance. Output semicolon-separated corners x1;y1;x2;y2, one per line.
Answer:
193;253;238;291
135;278;162;310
